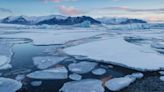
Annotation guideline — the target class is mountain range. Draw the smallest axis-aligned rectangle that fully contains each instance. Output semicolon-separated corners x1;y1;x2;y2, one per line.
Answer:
0;15;147;25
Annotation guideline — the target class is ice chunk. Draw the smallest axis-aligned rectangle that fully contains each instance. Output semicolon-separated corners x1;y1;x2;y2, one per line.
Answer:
68;61;97;74
92;68;106;75
27;67;68;80
126;73;144;79
15;75;25;81
69;73;82;81
33;56;66;69
159;71;164;75
0;77;22;92
0;56;12;70
30;81;42;87
60;79;104;92
160;76;164;81
105;76;135;91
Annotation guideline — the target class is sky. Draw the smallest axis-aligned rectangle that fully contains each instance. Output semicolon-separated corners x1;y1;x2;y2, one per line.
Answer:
0;0;164;23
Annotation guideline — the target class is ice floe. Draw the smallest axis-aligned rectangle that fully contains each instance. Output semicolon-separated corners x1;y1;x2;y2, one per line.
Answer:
92;68;106;75
64;37;164;71
15;75;25;81
0;55;12;70
27;67;68;80
69;73;82;81
0;77;22;92
33;56;67;69
160;76;164;81
126;73;144;79
60;79;104;92
30;81;42;87
105;76;135;91
68;61;97;74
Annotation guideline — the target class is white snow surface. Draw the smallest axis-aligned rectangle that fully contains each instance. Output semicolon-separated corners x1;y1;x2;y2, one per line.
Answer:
0;77;22;92
0;29;104;45
27;67;68;80
64;37;164;71
60;79;104;92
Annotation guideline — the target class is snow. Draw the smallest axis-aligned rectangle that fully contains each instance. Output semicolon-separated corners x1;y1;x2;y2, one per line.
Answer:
69;73;82;81
64;37;164;71
60;79;104;92
68;61;97;74
33;56;67;69
0;29;104;45
30;81;42;87
0;77;22;92
92;68;106;75
26;67;68;80
105;76;135;91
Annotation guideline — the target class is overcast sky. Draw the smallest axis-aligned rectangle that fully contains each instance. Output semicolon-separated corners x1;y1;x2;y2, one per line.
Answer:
0;0;164;22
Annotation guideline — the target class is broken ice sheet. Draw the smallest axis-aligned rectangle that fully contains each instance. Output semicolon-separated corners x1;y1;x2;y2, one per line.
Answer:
26;66;68;80
33;56;67;69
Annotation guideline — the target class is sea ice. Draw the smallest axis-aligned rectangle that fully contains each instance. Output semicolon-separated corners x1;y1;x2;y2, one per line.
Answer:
0;55;12;70
60;79;104;92
105;76;135;91
69;73;82;81
0;77;22;92
33;56;67;69
64;37;164;71
68;61;97;74
30;81;42;87
92;68;106;75
27;67;68;80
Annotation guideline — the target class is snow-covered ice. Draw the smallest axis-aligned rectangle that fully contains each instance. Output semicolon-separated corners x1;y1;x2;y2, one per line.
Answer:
33;56;67;69
0;29;105;45
69;73;82;81
68;61;97;74
27;67;68;80
0;77;22;92
64;37;164;71
60;79;104;92
92;68;106;75
30;81;42;87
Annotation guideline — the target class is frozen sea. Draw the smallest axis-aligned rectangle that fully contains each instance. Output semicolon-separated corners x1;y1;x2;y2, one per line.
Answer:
0;25;164;92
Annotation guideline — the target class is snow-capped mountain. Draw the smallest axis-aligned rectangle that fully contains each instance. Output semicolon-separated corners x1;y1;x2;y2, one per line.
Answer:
1;15;101;25
97;17;147;25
